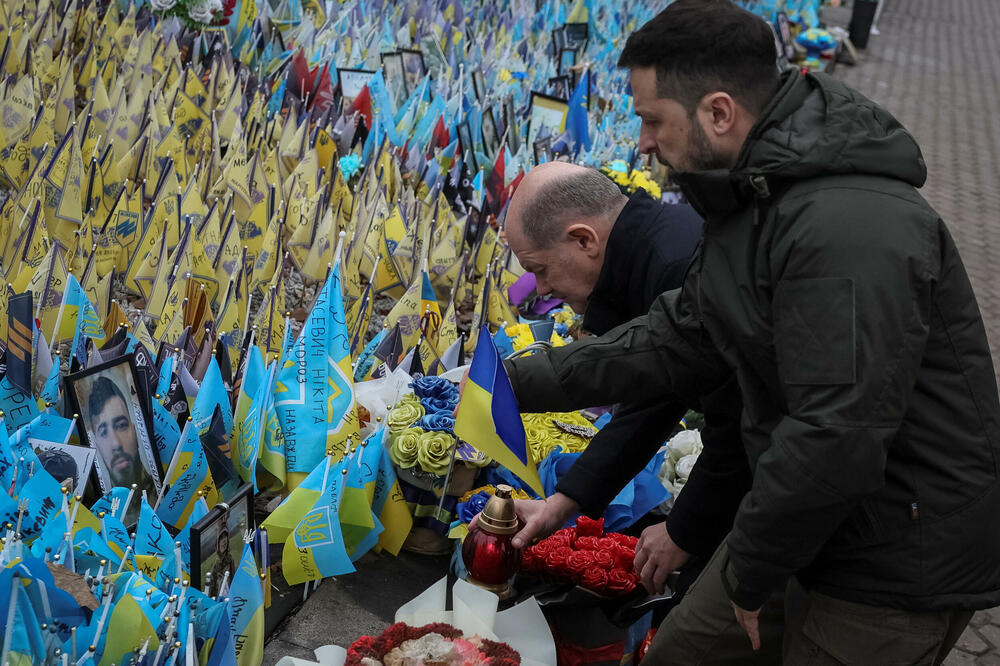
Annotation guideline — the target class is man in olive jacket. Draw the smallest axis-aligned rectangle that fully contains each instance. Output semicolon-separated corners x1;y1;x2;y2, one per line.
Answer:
499;1;1000;662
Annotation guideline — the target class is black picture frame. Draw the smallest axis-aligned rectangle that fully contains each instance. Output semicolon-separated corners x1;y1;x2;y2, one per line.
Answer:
380;51;407;110
564;22;588;50
527;91;570;148
65;354;163;523
471;67;486;103
532;136;554;165
547;75;570;101
481;107;500;155
457;119;476;167
336;68;375;103
551;27;566;58
190;482;254;596
399;48;427;96
503;95;518;154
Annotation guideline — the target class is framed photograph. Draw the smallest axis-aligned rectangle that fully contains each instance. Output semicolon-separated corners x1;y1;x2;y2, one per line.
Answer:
380;51;407;110
564;22;588;50
457;120;476;168
66;354;162;522
548;75;570;101
33;442;95;494
532;135;554;165
471;67;486;103
527;92;569;147
503;96;519;154
551;27;565;57
399;48;427;96
190;483;254;596
481;107;500;156
337;68;375;105
559;47;578;76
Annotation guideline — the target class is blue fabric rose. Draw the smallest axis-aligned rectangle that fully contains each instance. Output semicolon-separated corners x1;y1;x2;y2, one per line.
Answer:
457;492;491;524
418;412;455;432
411;376;459;401
421;396;456;414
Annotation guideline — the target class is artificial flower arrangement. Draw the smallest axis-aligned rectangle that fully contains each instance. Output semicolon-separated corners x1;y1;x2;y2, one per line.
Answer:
345;622;521;666
503;322;568;352
388;376;491;481
152;0;234;29
520;516;640;597
520;410;595;464
600;160;663;200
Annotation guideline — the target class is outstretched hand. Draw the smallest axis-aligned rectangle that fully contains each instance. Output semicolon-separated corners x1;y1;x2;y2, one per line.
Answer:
470;492;580;549
633;522;690;595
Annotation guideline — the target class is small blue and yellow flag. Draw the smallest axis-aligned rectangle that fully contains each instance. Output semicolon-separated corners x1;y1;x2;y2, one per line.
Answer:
280;455;356;584
156;421;220;529
229;541;264;666
454;326;544;497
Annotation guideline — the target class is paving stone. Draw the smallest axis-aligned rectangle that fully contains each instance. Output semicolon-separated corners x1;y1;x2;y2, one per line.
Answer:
944;650;980;666
978;625;1000;651
977;655;1000;666
956;627;991;655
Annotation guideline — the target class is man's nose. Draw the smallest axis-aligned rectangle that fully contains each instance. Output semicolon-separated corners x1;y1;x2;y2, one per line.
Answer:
638;131;657;155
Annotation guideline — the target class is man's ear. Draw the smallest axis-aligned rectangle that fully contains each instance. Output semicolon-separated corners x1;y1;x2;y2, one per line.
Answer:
698;92;739;137
565;223;601;256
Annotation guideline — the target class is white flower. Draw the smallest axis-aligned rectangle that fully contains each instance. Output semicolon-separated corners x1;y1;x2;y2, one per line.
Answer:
150;0;176;11
658;429;704;496
187;0;215;24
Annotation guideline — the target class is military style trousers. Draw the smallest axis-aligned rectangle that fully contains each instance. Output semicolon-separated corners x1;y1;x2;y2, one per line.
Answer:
641;541;973;665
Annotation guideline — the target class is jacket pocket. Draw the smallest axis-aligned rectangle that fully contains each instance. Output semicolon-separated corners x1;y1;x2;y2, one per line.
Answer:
774;277;856;385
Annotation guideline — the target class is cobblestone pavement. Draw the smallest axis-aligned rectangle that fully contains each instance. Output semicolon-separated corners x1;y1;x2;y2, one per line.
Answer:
831;1;1000;664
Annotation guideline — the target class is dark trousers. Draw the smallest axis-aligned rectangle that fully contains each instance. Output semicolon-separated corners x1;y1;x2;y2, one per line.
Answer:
642;542;973;665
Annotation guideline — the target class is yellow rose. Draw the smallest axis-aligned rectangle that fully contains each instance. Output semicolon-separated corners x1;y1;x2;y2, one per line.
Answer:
390;427;424;467
417;431;455;475
388;394;425;433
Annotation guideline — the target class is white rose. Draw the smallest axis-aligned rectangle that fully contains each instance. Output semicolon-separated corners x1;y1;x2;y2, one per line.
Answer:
151;0;176;11
187;0;215;23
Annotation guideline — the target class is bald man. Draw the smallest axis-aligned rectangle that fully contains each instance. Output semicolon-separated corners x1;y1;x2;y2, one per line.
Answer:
504;162;753;612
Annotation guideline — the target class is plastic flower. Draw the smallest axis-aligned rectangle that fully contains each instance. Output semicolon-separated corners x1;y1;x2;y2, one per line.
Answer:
417;412;455;433
388;394;425;433
150;0;177;10
187;0;216;24
411;376;458;401
456;491;491;524
417;431;454;475
339;154;361;179
390;428;424;468
420;396;456;415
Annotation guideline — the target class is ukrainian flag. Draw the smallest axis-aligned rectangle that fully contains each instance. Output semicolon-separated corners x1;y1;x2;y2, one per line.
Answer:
229;542;264;666
454;326;545;497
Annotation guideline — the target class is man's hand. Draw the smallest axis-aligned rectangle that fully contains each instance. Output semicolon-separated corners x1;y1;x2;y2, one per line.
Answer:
633;522;690;594
472;493;580;549
732;602;761;651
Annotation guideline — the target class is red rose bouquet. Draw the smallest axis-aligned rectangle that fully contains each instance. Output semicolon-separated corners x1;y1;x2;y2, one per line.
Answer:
520;517;640;597
345;622;520;666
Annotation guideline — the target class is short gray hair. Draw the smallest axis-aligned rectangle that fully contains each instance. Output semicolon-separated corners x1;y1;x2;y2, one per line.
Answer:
518;169;626;247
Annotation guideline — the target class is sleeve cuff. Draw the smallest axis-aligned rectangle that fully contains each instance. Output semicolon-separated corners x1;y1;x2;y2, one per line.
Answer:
720;558;772;612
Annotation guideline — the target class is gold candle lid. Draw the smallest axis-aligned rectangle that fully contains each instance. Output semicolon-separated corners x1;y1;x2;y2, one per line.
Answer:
478;485;519;536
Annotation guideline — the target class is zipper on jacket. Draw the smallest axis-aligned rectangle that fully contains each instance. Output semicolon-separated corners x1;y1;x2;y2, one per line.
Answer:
749;175;771;227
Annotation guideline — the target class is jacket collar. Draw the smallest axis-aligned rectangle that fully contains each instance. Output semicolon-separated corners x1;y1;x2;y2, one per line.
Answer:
583;193;657;335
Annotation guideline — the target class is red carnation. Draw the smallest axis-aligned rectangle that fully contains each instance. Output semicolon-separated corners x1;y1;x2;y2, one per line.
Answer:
565;550;595;583
544;546;575;577
574;536;599;551
580;566;609;593
605;568;638;595
613;546;636;570
575;516;604;538
592;548;616;570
